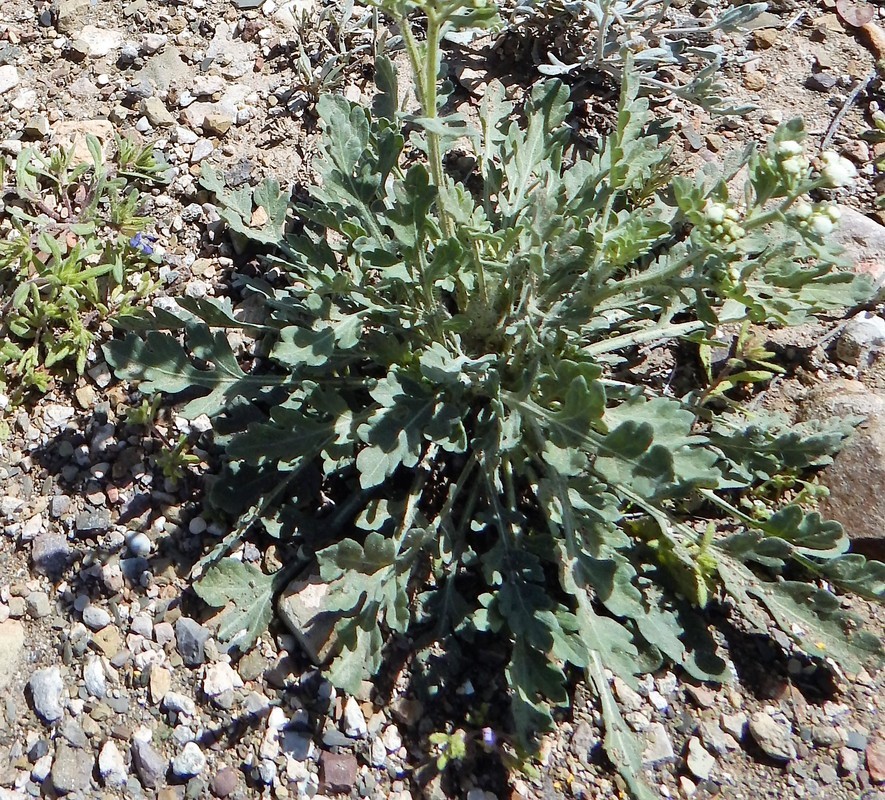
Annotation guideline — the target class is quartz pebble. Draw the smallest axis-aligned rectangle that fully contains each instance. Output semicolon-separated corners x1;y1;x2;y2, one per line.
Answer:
172;741;207;778
29;666;65;723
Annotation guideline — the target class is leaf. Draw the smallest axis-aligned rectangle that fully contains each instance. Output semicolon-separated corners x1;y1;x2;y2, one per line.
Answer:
103;330;283;418
194;559;276;649
750;580;883;673
815;554;885;602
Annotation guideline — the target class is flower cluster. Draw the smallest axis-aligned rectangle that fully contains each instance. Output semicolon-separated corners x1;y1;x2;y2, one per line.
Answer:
818;151;857;189
703;200;745;244
792;200;841;236
771;139;808;181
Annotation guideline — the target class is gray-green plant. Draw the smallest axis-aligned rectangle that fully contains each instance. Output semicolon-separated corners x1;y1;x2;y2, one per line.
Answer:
106;0;885;795
0;133;166;399
497;0;766;114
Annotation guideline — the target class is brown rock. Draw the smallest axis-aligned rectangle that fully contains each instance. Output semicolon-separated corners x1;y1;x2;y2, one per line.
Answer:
743;71;767;91
869;732;885;783
210;766;239;797
753;28;780;48
832;206;885;289
203;113;233;136
819;415;885;543
319;752;358;794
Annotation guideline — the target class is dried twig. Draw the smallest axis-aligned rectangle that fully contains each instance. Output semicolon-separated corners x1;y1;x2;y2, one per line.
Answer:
820;68;877;150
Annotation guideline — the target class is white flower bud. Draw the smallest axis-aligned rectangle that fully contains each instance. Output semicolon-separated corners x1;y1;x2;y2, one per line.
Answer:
774;140;803;157
793;200;813;220
704;201;727;224
781;155;806;176
810;214;834;236
819;151;857;188
824;204;841;222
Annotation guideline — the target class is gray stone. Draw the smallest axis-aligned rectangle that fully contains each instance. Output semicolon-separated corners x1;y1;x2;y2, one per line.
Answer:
31;532;71;576
29;666;64;723
24;115;51;139
172;742;206;778
699;720;738;754
137;46;191;93
840;746;861;772
50;495;72;518
75;508;111;532
51;743;92;794
748;711;797;762
686;737;716;781
806;73;838;91
0;620;24;692
190;138;215;164
175;617;210;666
73;24;123;57
834;206;885;289
60;720;88;748
836;313;885;366
98;740;127;786
82;604;111;630
132;738;166;789
642;722;676;766
27;591;52;618
278;576;338;665
282;730;314;761
812;724;844;748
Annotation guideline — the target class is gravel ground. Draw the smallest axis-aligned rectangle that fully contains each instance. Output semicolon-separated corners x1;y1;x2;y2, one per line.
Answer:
1;0;885;797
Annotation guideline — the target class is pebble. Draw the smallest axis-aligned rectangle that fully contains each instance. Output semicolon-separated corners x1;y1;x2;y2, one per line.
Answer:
99;740;127;786
806;72;838;91
29;666;65;723
721;712;748;741
0;65;20;94
51;742;92;793
26;591;52;618
31;531;71;576
83;604;112;630
83;655;107;698
191;139;215;163
163;691;196;715
203;662;243;697
839;746;860;773
869;732;885;783
210;766;239;797
749;711;797;762
150;665;172;704
836;312;885;366
172;741;207;778
642;722;676;766
75;508;111;532
132;737;166;789
176;617;210;666
127;531;152;557
686;736;716;780
343;696;368;738
319;752;358;794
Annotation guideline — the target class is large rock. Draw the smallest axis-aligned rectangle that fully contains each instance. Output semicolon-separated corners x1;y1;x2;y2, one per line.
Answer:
818;415;885;543
834;205;885;289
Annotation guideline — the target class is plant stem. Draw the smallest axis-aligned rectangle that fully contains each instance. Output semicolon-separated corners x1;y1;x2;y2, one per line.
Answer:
398;9;454;239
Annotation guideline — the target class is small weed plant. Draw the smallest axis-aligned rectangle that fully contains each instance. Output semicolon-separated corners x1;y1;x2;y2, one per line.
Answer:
107;1;885;795
0;134;165;400
496;0;765;114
